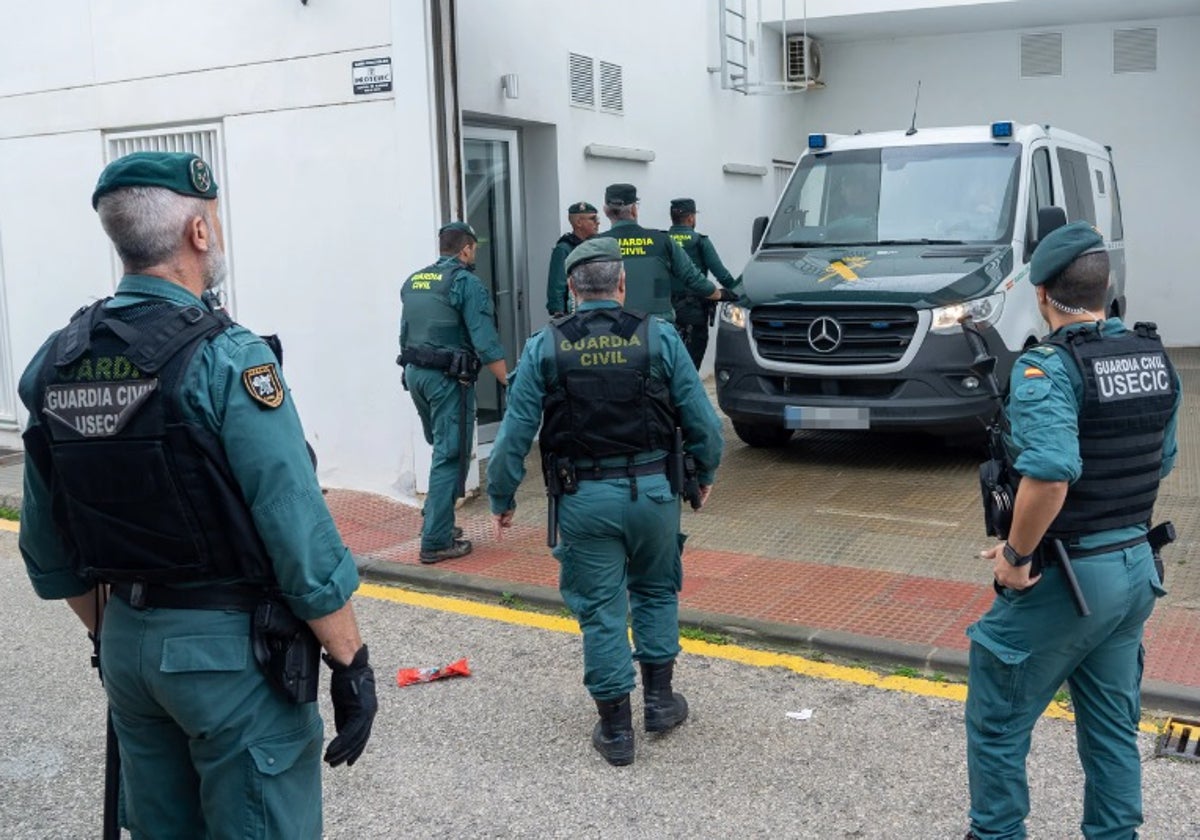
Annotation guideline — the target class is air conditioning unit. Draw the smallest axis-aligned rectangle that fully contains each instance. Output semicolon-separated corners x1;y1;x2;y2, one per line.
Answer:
787;35;823;85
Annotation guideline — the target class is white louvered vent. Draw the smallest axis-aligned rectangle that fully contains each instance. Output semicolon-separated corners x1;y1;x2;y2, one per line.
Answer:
599;61;623;114
1020;32;1063;78
1114;27;1157;74
569;53;594;108
103;124;235;312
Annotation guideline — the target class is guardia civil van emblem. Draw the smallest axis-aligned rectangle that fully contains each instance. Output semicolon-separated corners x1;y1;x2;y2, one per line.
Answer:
242;363;284;409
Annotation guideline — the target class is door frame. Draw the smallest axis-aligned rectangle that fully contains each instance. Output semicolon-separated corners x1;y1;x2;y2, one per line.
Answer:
462;124;527;445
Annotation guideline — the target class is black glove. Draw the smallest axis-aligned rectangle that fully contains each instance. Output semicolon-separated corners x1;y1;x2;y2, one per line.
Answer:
322;644;377;767
718;287;739;302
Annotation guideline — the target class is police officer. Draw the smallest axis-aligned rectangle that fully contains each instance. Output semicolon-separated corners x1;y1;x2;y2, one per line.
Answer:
487;238;724;766
546;200;600;317
19;152;376;837
399;221;508;562
963;222;1180;840
596;183;731;322
667;198;741;369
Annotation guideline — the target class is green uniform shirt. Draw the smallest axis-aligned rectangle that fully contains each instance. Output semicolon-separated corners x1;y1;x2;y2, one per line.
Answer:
486;300;724;514
545;233;582;316
1005;317;1181;549
19;275;359;621
668;225;739;324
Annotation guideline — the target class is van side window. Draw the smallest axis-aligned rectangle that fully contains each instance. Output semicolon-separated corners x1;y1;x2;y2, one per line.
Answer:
1094;169;1106;196
1108;161;1124;241
1025;147;1054;260
1056;148;1097;225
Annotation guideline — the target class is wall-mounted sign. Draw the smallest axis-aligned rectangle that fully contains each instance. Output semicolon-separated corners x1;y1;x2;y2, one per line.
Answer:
352;58;392;95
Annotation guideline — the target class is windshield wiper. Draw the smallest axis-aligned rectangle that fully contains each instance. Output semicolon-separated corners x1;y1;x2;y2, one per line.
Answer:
874;238;968;246
761;240;825;248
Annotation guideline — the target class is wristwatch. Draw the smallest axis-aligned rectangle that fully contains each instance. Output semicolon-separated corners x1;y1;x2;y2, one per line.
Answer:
1002;542;1034;567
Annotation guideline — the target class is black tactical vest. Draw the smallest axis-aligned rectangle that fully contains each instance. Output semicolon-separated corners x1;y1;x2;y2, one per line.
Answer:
538;308;676;459
597;225;674;318
1040;323;1178;537
23;299;275;585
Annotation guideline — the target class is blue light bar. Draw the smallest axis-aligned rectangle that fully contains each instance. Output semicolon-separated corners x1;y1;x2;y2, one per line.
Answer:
991;121;1013;139
808;133;827;150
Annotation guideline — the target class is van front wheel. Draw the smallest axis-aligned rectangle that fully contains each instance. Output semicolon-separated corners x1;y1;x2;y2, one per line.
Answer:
732;421;794;448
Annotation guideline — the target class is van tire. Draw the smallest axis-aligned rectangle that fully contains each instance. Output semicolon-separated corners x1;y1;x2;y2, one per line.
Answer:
732;422;794;448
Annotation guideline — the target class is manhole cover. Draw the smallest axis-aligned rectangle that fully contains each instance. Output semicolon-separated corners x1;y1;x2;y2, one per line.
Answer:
1155;716;1200;762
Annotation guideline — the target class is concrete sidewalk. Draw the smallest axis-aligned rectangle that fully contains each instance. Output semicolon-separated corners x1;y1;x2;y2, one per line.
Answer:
3;348;1197;715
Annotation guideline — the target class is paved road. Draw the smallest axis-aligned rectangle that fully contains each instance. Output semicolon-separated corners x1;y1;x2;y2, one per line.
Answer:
2;535;1195;839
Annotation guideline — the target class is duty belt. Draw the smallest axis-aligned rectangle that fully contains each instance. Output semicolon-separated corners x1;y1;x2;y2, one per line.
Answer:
1035;534;1148;567
574;457;669;482
110;582;264;612
397;346;456;371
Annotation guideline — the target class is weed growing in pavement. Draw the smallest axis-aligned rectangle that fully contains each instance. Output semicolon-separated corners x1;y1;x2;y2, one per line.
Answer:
892;666;922;678
1053;688;1072;708
679;626;731;645
0;506;18;521
499;592;534;612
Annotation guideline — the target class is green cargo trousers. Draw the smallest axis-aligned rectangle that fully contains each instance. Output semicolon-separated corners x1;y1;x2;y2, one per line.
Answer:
965;545;1165;840
553;472;685;700
100;596;323;839
406;364;474;551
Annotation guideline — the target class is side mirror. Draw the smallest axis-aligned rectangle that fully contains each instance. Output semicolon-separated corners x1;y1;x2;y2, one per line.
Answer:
750;216;769;252
1030;206;1067;254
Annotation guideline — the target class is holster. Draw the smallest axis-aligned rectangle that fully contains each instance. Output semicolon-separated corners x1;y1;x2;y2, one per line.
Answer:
446;349;482;383
251;600;320;704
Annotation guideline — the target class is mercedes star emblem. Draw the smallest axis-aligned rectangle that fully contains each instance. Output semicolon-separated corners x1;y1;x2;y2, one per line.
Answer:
807;316;843;353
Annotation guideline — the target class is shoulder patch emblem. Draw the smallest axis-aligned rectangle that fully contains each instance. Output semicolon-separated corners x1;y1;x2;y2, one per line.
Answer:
1023;367;1046;378
242;363;284;409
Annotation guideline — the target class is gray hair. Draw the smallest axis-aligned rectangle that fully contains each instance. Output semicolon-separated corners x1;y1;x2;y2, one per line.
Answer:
96;187;212;272
604;203;636;222
569;260;622;298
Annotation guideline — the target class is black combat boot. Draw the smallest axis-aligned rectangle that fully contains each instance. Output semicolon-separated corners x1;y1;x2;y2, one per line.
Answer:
641;660;689;733
592;695;635;766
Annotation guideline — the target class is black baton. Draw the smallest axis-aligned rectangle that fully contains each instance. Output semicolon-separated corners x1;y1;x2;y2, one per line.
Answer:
1051;539;1090;618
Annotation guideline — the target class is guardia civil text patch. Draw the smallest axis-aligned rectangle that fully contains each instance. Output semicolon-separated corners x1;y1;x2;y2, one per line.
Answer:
242;363;284;409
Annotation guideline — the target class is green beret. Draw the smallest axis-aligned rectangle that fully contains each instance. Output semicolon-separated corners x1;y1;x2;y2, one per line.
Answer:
1030;221;1106;286
670;198;697;214
92;152;218;210
565;238;622;274
567;201;597;215
439;220;478;239
604;183;638;207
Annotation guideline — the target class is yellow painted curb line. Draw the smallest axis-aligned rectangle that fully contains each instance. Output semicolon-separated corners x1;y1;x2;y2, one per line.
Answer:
358;582;1157;733
0;519;19;533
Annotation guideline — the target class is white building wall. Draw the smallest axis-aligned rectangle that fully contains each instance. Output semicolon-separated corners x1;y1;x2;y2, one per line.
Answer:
0;1;440;497
790;14;1200;343
457;0;805;350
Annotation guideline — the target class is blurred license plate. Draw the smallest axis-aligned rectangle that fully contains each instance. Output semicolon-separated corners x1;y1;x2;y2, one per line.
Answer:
784;406;870;430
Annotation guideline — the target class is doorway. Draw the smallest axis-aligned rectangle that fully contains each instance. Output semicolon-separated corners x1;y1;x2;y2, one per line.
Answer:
463;126;526;444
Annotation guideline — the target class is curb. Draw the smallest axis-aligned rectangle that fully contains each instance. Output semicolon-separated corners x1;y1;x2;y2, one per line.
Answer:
356;557;1200;718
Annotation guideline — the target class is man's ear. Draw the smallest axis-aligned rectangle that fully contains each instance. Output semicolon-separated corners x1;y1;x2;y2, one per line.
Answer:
189;215;211;253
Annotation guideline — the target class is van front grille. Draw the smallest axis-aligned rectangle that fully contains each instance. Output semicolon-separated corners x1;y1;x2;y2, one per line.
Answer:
750;306;919;365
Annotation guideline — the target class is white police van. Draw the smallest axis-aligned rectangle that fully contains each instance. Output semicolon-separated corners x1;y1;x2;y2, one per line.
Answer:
715;121;1125;447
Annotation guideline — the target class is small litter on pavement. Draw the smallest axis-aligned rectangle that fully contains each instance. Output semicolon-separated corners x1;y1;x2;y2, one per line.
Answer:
786;709;814;721
396;658;472;687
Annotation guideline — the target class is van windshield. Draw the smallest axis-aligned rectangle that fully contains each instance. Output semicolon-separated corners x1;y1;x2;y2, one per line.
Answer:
763;142;1022;247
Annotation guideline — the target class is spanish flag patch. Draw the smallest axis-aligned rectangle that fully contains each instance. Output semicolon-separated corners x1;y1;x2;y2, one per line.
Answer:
1023;367;1046;378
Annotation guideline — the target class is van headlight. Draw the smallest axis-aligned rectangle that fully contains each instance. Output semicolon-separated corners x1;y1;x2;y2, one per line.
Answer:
719;303;748;330
930;293;1005;334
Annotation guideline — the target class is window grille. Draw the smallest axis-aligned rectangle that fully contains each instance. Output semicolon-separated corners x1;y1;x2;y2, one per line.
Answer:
599;61;623;114
1114;27;1156;74
1020;32;1063;78
569;53;594;108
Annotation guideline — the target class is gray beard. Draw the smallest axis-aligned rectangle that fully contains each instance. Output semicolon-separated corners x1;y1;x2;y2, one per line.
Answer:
203;247;228;292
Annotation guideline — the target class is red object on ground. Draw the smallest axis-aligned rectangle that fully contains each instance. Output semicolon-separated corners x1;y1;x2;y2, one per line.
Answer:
396;658;472;687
